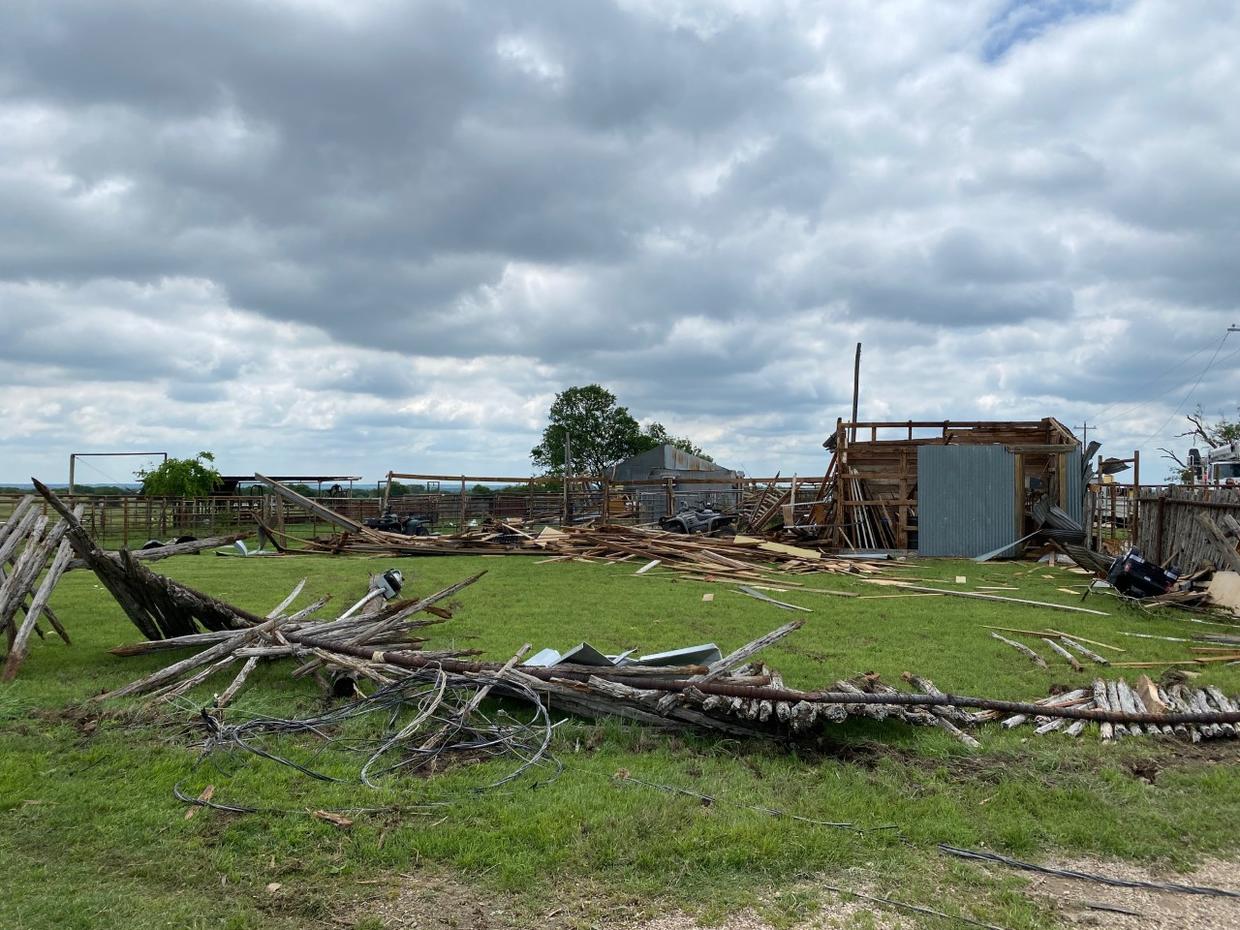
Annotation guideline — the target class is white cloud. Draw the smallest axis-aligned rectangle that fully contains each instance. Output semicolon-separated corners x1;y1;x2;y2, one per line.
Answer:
0;0;1237;484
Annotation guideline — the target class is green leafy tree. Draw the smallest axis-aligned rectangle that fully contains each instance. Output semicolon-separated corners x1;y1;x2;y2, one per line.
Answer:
385;482;426;497
135;452;222;497
531;385;713;476
531;385;646;476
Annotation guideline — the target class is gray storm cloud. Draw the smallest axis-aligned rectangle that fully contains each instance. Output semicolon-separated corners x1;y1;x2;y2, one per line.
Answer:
1;0;1237;482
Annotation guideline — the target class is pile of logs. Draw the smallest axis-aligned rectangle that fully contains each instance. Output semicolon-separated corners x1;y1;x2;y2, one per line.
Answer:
103;589;1240;746
995;676;1240;742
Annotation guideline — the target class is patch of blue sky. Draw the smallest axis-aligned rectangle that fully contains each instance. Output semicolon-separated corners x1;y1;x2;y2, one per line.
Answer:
982;0;1126;61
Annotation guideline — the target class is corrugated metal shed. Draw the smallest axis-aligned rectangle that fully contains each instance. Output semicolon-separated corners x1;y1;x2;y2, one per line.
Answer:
917;445;1017;557
610;444;739;522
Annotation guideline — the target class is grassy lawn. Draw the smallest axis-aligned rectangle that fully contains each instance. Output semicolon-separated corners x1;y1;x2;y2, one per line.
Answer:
1;553;1238;929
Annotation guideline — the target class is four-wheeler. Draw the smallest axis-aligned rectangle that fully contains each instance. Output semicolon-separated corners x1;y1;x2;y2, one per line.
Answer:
659;505;735;535
364;509;430;536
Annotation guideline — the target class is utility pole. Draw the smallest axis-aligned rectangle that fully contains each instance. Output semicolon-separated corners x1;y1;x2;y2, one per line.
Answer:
850;342;862;442
562;433;572;526
1074;423;1093;449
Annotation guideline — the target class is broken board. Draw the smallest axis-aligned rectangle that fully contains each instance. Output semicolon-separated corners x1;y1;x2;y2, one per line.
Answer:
1206;572;1240;612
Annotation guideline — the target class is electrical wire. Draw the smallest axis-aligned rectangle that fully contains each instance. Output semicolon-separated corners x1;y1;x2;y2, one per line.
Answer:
939;845;1240;899
1134;329;1232;447
177;667;562;813
819;883;1014;930
1088;337;1218;425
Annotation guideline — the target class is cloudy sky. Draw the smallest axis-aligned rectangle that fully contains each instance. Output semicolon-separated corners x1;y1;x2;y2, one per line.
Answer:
1;0;1237;486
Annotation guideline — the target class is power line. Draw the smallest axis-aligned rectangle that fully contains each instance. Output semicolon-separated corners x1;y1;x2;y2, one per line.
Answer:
1088;336;1218;425
1136;329;1233;448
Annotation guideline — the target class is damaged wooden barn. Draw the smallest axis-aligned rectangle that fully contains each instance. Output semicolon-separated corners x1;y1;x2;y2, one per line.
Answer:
807;418;1086;557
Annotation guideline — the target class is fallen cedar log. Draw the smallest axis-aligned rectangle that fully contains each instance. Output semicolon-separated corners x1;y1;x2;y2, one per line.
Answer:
65;533;250;572
286;637;1240;727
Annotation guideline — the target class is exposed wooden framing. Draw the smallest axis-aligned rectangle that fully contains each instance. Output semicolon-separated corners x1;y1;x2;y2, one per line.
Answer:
816;418;1079;551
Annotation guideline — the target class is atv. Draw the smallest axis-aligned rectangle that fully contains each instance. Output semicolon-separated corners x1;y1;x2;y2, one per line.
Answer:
659;505;735;535
364;509;430;536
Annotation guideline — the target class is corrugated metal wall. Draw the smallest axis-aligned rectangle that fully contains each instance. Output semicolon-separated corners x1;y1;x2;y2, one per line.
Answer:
917;445;1017;557
1063;448;1083;523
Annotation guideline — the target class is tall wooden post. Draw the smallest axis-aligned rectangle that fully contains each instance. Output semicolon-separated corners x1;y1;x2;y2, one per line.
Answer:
459;476;467;529
562;435;571;526
1131;449;1140;545
850;342;861;442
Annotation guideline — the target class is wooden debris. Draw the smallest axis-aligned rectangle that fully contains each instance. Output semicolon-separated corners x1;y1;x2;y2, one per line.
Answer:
991;632;1048;668
1058;636;1110;666
0;497;88;679
65;533;249;571
1042;638;1083;672
878;583;1110;615
735;586;811;612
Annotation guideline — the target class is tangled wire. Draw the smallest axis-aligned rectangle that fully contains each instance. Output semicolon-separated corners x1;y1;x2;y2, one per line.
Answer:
176;667;561;812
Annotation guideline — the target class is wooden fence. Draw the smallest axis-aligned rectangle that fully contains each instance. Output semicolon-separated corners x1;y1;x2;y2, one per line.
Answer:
1134;486;1240;569
0;477;795;549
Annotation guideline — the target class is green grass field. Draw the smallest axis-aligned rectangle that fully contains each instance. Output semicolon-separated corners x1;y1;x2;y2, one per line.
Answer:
1;553;1237;930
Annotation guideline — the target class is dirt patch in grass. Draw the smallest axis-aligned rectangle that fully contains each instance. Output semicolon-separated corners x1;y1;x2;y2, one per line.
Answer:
820;734;1240;777
341;872;915;930
1021;857;1240;930
633;891;914;930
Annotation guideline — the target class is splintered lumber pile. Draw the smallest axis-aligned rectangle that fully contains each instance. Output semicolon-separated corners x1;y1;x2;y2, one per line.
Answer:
255;474;886;577
736;477;788;534
997;676;1240;742
102;573;484;704
541;525;886;578
0;495;84;680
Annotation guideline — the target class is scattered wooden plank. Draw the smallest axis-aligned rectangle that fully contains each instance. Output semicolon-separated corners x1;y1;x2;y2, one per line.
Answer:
887;584;1110;615
735;586;812;612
